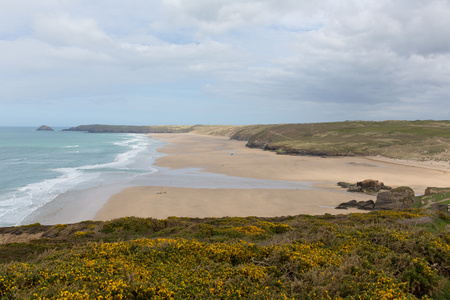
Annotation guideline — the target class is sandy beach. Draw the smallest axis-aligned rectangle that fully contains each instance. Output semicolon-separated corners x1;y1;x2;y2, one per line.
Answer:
94;133;450;221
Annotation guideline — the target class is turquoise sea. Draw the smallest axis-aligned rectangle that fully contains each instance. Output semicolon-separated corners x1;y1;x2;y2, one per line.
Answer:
0;127;312;227
0;127;160;227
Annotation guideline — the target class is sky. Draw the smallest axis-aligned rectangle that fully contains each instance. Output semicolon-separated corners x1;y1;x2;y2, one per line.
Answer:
1;0;450;126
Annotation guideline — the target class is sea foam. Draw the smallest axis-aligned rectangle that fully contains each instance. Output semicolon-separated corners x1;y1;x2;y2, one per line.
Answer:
0;129;158;227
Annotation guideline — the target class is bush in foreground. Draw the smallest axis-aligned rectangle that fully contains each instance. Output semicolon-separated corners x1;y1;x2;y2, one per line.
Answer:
0;210;449;299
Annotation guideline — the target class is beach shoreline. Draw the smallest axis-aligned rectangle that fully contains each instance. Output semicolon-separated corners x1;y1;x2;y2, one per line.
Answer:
94;133;450;221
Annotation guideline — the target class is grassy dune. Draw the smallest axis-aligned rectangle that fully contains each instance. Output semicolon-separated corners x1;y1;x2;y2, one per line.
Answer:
1;210;449;299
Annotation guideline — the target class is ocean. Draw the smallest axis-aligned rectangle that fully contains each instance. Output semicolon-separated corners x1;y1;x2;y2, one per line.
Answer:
0;127;160;227
0;127;312;227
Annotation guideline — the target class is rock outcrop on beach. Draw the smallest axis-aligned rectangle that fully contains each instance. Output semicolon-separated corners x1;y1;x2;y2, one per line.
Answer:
36;125;54;131
335;199;375;210
336;186;415;211
374;186;415;210
338;179;391;193
336;181;413;211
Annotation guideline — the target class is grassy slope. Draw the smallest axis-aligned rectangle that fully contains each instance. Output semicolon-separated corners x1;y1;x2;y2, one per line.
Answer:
1;210;449;299
415;192;450;209
230;120;450;160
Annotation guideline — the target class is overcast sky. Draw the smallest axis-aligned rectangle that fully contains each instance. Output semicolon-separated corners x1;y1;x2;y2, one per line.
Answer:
1;0;449;126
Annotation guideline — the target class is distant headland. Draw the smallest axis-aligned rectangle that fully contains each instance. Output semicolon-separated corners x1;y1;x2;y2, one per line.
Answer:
62;120;450;161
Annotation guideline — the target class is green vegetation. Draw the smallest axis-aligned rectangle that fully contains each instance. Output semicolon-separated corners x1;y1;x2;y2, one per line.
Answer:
425;188;450;196
230;120;450;160
64;120;450;160
1;210;449;299
415;192;450;209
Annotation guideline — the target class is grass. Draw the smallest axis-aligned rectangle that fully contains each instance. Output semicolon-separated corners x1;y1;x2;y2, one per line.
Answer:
414;192;450;208
1;210;450;299
229;120;450;160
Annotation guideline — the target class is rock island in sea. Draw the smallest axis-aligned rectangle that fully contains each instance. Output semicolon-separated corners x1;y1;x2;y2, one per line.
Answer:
36;125;54;131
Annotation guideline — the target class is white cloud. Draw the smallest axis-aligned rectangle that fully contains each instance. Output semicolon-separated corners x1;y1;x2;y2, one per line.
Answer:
203;0;450;109
161;0;325;37
34;14;114;48
0;0;449;125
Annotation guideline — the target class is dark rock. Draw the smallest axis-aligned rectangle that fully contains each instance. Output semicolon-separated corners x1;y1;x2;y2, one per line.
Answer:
375;192;396;209
340;179;388;193
356;179;383;192
347;185;362;192
339;200;358;207
375;186;415;210
337;182;352;188
36;125;54;131
335;199;375;210
246;141;268;149
335;205;348;210
357;200;375;210
380;184;392;190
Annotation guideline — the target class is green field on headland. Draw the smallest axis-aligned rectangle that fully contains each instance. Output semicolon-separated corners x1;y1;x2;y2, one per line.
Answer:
65;120;450;160
1;210;449;299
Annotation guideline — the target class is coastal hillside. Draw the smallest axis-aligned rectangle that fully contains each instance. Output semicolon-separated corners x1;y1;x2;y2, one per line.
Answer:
229;120;450;160
64;120;450;160
1;210;449;299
